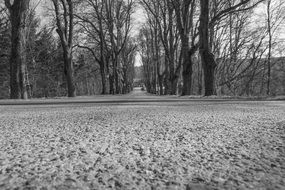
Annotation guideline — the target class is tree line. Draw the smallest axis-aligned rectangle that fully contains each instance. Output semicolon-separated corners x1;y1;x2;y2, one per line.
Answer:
0;0;136;99
138;0;285;96
1;0;285;99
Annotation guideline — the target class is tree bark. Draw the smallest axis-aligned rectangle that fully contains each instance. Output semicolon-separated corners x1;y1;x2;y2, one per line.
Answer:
158;74;164;95
172;0;196;96
181;41;193;96
64;52;76;97
109;73;114;94
199;0;216;96
5;0;30;99
100;63;107;94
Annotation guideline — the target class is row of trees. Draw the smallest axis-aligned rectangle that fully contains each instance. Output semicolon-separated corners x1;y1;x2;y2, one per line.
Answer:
1;0;285;98
0;3;70;98
0;0;136;99
74;0;136;95
138;0;285;96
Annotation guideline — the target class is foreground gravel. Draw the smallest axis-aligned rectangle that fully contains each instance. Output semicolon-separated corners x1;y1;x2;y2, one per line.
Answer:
0;100;285;190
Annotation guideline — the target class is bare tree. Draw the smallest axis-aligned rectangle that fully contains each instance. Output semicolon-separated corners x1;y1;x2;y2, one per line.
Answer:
51;0;76;97
199;0;216;96
264;0;285;95
5;0;30;99
199;0;265;96
140;0;181;95
139;3;162;94
75;0;111;94
75;0;134;95
172;0;198;95
138;25;154;93
105;0;134;94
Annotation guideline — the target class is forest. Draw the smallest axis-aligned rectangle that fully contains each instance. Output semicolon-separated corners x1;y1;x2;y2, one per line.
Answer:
0;0;285;99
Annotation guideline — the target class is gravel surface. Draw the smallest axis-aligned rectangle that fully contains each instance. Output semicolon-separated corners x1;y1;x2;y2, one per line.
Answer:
0;93;285;189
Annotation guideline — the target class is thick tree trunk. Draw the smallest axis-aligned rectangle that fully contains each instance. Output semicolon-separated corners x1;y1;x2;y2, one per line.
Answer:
115;70;120;94
181;41;193;96
172;0;196;96
200;50;216;96
112;57;121;94
158;75;163;95
100;63;107;94
152;63;157;94
150;78;156;94
10;23;21;99
113;60;118;94
170;78;178;95
182;65;192;95
6;0;30;99
122;69;128;94
109;74;114;94
164;70;170;95
19;58;28;99
198;66;203;95
168;9;176;95
65;53;76;97
199;0;216;96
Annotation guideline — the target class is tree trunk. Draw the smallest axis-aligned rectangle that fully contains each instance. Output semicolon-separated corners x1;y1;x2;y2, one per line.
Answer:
158;75;163;95
170;78;178;95
182;65;192;95
266;0;272;96
152;62;157;94
109;74;114;94
199;0;216;96
113;59;119;94
200;50;216;96
52;0;76;97
197;58;203;95
100;63;107;94
10;22;21;99
6;0;30;99
164;69;170;95
181;41;193;96
19;58;28;99
115;70;120;94
172;0;196;96
167;7;176;95
65;53;76;97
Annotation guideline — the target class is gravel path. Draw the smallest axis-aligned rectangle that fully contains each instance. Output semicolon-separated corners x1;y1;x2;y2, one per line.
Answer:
0;92;285;189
